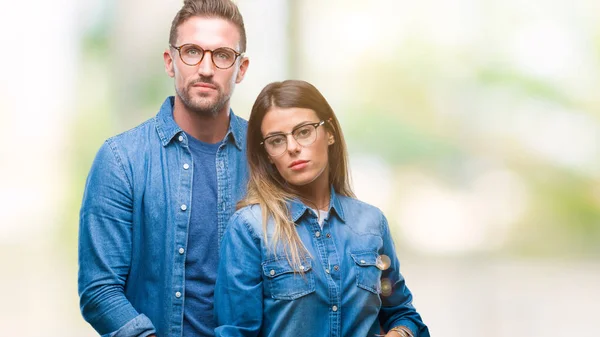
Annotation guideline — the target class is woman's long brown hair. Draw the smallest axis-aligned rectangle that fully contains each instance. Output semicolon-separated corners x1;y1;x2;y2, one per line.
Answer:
239;80;354;267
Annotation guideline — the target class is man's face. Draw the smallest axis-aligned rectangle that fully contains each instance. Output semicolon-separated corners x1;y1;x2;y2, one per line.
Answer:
164;16;249;116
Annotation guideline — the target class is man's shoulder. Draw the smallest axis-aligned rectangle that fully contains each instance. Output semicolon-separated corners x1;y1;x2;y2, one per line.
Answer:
96;116;161;169
228;204;263;237
108;117;156;144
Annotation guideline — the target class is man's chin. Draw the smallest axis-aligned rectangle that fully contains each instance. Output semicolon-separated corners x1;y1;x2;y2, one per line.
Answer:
187;99;221;116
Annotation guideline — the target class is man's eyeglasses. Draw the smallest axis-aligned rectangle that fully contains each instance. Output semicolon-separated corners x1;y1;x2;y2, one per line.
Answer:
260;121;325;157
170;44;243;69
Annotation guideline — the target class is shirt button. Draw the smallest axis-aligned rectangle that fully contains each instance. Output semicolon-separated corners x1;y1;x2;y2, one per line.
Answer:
299;265;305;271
333;265;339;271
178;135;184;142
315;231;321;238
183;163;190;170
270;270;275;276
326;233;331;238
178;248;184;254
325;268;330;274
360;260;366;264
175;291;182;298
181;204;187;211
332;305;338;312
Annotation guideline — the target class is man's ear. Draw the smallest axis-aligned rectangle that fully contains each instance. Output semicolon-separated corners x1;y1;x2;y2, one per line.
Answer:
235;56;249;83
164;49;175;78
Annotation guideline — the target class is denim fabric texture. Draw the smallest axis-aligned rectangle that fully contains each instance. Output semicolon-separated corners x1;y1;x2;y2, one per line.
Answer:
78;96;248;337
215;187;430;337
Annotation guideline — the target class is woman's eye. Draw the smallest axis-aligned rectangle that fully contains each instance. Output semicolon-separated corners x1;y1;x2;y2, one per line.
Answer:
269;137;285;146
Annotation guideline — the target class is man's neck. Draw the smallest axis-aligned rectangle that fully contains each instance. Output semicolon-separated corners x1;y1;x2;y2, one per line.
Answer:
172;99;231;144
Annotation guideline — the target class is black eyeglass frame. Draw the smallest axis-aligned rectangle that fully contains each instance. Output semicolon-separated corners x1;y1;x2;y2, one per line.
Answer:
260;120;326;156
170;43;244;69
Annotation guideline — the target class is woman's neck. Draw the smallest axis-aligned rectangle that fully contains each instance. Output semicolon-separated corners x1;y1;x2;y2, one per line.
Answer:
296;183;330;211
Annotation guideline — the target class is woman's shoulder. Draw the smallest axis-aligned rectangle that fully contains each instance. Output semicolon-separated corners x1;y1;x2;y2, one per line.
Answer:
336;194;385;217
335;195;387;235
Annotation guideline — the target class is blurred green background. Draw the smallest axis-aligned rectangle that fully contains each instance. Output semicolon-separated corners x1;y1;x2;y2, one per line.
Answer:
1;0;599;336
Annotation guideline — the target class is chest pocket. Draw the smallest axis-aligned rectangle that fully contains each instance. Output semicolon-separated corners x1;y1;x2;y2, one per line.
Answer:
351;251;382;294
262;257;316;300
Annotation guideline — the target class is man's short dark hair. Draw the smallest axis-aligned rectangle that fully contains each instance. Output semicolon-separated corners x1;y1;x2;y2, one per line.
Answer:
169;0;247;52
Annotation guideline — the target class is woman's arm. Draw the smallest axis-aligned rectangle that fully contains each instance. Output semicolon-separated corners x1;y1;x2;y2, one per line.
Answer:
214;211;264;337
377;214;430;337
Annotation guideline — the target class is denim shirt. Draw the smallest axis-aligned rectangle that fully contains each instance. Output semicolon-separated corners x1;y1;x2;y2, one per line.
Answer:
78;97;249;337
215;187;430;337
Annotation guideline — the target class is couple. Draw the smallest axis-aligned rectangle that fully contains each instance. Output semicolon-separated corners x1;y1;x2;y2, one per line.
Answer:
78;1;430;337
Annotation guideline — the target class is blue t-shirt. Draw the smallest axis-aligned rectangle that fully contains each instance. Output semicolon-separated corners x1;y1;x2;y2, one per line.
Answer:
183;133;221;337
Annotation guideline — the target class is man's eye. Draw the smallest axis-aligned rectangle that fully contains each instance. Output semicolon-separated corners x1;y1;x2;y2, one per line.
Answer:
215;51;231;60
185;48;201;56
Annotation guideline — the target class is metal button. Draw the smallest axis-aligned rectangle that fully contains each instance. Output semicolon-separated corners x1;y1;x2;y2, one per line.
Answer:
183;163;190;170
325;268;330;274
360;260;366;264
178;248;184;254
178;135;184;142
315;231;321;238
334;265;339;271
299;265;305;271
326;233;331;238
175;291;181;298
270;270;275;276
332;305;338;312
181;204;187;211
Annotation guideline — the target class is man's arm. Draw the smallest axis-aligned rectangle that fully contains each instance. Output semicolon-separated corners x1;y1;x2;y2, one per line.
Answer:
78;140;156;336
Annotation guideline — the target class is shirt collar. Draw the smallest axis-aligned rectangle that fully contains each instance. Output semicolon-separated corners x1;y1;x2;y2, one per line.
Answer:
154;96;244;150
289;185;346;223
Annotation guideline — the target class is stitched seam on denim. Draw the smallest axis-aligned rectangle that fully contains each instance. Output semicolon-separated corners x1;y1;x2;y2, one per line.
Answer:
105;138;133;193
237;208;262;244
228;111;247;150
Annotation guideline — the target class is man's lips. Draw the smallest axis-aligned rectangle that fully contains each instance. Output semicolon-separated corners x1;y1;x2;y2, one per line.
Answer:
289;160;309;169
192;82;217;89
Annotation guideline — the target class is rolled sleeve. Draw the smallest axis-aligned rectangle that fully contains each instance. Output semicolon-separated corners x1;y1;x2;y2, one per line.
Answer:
78;140;155;335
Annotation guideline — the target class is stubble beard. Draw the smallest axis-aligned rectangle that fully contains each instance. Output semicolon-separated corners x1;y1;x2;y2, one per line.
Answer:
176;81;230;118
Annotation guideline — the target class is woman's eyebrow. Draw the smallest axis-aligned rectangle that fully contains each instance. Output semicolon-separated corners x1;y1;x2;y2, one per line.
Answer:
264;121;315;137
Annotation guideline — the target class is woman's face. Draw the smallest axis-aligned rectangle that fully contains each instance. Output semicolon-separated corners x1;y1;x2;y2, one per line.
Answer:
260;106;334;189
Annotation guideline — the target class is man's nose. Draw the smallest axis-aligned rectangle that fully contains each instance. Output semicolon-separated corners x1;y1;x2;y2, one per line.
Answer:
197;52;215;77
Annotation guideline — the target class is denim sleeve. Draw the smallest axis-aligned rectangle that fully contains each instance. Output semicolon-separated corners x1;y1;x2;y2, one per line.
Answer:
214;211;263;337
78;140;156;336
378;214;430;337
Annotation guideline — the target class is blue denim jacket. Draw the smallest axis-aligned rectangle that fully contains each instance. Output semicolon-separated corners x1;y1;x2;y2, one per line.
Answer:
78;97;249;337
215;187;430;337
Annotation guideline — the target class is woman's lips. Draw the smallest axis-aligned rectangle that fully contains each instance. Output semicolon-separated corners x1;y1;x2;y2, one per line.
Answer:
289;160;309;170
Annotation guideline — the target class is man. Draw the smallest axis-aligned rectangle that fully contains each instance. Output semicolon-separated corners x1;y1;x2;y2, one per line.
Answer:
78;1;249;336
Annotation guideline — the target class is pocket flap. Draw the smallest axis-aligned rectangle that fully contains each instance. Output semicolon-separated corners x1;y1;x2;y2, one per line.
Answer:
351;251;379;267
262;258;313;278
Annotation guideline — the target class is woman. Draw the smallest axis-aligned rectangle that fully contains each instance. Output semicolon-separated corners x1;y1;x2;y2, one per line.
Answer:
214;80;430;337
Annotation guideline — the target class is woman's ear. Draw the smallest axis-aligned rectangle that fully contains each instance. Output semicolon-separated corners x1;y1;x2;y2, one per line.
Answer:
327;133;335;145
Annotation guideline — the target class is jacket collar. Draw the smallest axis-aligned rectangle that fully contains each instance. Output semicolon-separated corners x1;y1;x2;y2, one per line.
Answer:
154;96;244;150
289;185;346;223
